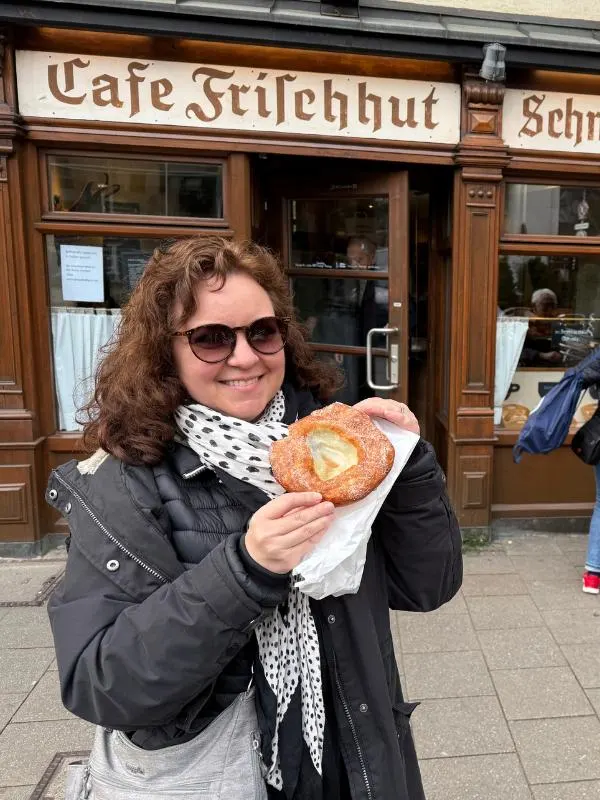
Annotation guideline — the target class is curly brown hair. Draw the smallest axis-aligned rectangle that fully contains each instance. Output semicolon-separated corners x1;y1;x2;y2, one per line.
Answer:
80;235;342;465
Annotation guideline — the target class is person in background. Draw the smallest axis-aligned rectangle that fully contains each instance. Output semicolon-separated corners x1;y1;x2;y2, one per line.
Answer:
46;236;462;800
519;288;562;367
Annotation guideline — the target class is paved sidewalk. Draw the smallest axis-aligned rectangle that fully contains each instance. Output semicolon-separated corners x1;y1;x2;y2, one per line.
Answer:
0;533;598;798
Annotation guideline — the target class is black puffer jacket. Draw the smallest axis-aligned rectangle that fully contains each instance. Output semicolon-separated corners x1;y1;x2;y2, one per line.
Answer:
46;387;462;800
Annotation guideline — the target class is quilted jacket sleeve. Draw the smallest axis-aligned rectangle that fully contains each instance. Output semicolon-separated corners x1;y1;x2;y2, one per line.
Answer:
48;518;288;731
372;439;462;612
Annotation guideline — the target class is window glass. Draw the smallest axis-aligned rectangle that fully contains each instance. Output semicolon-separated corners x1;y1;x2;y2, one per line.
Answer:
494;253;600;430
48;155;223;218
46;235;161;431
505;184;600;237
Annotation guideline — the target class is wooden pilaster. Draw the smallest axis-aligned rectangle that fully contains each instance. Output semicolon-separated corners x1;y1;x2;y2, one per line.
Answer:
446;75;510;530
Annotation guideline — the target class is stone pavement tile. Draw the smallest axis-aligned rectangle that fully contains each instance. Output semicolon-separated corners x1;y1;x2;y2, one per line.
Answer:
510;717;600;784
12;671;72;723
555;535;590;553
560;644;600;688
491;667;594;721
478;628;567;670
462;573;528;597
403;651;494;700
532;782;600;800
502;536;564;556
411;696;514;759
0;697;25;733
426;591;468;615
584;689;600;716
529;579;599;610
508;556;581;581
540;608;600;646
0;788;36;799
0;608;53;649
465;595;544;630
0;649;55;694
419;753;533;800
0;719;94;785
462;552;516;575
395;612;479;653
0;563;63;604
48;658;58;670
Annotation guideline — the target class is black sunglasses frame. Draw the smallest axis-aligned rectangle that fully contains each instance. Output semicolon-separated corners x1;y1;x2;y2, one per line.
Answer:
172;316;289;363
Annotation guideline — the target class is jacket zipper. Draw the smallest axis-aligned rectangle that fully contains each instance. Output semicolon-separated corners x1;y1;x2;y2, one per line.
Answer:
333;654;373;800
53;471;169;585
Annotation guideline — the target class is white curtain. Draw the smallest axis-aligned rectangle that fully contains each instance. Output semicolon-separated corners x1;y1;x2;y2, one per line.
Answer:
51;309;122;431
494;318;529;425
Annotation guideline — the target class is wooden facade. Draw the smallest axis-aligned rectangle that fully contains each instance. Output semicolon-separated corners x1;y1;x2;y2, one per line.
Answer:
0;24;598;553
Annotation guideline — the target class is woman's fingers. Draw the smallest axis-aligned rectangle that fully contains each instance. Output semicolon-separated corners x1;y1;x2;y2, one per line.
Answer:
259;491;322;520
354;398;420;434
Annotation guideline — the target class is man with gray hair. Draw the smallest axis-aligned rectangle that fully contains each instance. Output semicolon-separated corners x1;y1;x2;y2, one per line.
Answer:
519;287;561;366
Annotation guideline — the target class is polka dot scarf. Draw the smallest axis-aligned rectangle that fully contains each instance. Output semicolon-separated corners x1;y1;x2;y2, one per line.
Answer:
174;392;325;791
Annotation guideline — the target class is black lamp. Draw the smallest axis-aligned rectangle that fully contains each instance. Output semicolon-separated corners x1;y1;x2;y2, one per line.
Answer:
479;43;507;82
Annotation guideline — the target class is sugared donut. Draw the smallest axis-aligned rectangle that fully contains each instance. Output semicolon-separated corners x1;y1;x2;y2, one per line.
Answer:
270;402;394;505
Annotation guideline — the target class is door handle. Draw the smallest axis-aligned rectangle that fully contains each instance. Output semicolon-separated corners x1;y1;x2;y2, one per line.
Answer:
366;327;399;391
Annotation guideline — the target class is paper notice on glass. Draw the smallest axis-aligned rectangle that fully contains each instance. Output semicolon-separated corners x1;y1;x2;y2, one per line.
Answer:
292;420;420;600
60;245;104;303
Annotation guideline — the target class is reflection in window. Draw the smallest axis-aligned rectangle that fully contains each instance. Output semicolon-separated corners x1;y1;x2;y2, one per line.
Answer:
505;184;600;237
495;253;600;430
46;235;160;431
48;155;223;218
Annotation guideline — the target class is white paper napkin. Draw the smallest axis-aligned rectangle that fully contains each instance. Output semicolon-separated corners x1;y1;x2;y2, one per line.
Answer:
292;419;420;599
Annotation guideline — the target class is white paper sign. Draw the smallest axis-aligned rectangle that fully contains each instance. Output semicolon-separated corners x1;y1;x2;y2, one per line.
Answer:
60;245;105;303
15;51;461;145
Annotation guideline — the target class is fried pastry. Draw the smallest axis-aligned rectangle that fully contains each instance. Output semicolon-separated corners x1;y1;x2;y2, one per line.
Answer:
270;402;394;505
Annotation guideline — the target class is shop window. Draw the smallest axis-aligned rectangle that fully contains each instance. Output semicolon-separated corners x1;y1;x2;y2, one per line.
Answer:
47;155;224;219
46;234;163;431
505;184;600;237
495;251;600;431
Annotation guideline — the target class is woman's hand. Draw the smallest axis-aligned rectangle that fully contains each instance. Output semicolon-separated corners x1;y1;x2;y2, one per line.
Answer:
245;492;335;574
353;398;420;435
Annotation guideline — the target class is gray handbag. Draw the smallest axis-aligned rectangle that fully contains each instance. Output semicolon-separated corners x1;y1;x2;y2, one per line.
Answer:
65;688;267;800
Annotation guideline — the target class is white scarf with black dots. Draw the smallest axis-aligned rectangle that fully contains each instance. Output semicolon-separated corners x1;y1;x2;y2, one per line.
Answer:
174;392;325;790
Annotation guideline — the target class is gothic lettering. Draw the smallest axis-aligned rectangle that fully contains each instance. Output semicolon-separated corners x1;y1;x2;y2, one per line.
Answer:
294;88;315;121
389;96;417;128
358;82;381;133
126;62;149;118
48;58;89;105
186;67;235;122
255;73;270;118
151;78;174;111
588;111;600;142
423;89;438;130
565;98;583;146
520;94;545;138
91;74;123;108
275;74;296;125
548;108;563;138
324;79;348;131
229;83;249;116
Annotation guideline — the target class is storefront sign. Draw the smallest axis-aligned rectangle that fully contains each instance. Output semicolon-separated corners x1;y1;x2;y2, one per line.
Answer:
15;51;461;144
504;89;600;154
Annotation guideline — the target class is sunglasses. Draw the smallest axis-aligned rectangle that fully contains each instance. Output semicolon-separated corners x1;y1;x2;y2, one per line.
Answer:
173;316;289;363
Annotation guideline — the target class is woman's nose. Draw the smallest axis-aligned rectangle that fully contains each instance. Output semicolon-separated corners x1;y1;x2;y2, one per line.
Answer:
227;332;261;367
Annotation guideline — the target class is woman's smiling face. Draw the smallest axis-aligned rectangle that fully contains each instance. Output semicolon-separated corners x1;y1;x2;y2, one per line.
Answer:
172;272;286;421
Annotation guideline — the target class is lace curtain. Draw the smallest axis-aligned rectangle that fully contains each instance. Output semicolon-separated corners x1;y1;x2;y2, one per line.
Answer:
51;308;121;431
494;318;529;425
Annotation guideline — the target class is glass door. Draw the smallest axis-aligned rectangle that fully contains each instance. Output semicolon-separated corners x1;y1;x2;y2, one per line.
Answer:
284;172;409;405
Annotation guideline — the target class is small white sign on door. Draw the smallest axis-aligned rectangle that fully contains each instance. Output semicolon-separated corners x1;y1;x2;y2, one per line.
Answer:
60;244;105;303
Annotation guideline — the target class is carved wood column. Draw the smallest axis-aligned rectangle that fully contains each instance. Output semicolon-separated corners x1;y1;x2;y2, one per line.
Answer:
446;76;509;531
0;34;44;550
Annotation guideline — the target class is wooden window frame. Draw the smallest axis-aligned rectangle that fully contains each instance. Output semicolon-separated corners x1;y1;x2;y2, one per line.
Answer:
40;149;230;228
501;177;600;247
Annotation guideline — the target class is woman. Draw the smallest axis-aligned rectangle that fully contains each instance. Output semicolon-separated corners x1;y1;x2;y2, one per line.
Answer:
47;236;462;800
